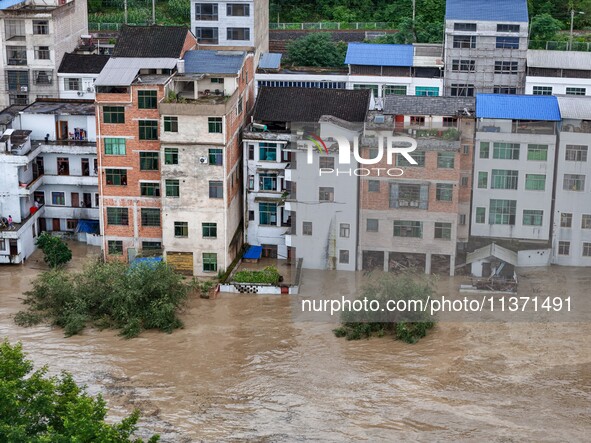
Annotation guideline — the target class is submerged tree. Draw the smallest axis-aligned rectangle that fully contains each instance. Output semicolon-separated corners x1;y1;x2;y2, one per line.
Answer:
35;232;72;268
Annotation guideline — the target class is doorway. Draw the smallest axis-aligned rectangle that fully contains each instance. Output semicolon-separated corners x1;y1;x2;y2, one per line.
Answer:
71;192;79;207
56;120;68;140
52;218;60;231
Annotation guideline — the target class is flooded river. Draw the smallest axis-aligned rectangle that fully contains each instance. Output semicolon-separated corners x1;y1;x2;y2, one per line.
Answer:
0;244;590;442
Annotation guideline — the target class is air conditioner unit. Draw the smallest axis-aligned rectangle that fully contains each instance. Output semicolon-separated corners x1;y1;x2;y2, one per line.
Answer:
77;91;84;96
199;156;208;164
86;87;94;93
20;86;28;92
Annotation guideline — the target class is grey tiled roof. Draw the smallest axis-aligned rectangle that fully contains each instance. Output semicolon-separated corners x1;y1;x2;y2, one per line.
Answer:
184;50;245;74
112;25;190;58
58;53;110;74
383;96;476;116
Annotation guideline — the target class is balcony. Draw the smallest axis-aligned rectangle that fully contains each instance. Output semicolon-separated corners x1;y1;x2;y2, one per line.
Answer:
561;119;591;134
477;119;556;135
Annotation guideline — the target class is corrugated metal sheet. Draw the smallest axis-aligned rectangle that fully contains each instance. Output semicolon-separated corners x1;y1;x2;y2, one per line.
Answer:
446;0;528;22
184;50;245;74
94;58;177;86
527;50;591;70
345;43;414;67
557;96;591;119
258;52;283;70
466;243;518;266
243;246;263;260
476;94;561;121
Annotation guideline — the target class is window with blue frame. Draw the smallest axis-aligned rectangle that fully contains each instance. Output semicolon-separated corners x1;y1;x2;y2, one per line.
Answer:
259;202;277;225
259;142;277;161
415;87;439;96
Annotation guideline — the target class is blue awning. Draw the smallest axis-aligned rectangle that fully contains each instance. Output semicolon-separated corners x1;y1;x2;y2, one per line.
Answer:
76;219;99;234
243;245;262;260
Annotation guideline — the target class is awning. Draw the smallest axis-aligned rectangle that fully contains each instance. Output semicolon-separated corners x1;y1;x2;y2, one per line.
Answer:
76;219;99;234
243;245;262;260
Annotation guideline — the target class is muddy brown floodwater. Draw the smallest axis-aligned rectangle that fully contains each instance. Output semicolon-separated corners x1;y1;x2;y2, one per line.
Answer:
0;243;590;442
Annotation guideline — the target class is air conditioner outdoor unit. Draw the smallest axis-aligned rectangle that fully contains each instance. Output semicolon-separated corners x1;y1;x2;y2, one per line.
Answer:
199;156;208;164
86;87;94;93
20;86;28;92
77;91;84;96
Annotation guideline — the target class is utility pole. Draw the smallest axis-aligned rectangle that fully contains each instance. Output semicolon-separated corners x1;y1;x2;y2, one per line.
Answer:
152;0;156;25
412;0;417;43
570;8;575;50
124;0;127;24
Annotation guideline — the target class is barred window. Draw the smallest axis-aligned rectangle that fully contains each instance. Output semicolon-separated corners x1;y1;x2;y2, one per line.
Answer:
107;207;129;225
491;169;519;190
105;169;127;185
108;240;123;255
141;208;160;227
139;152;159;171
434;222;452;240
104;138;126;155
104;106;124;124
489;199;516;225
138;90;157;109
139;121;158;140
436;183;453;201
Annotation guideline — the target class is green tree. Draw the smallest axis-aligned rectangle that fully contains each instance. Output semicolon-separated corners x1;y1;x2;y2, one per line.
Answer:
530;13;564;48
0;340;159;442
333;273;436;343
286;33;347;67
35;232;72;268
167;0;190;23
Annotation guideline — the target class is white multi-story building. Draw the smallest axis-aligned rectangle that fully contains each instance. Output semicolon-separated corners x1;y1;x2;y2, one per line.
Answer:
0;0;88;108
553;96;591;266
57;52;109;100
472;94;560;244
525;50;591;97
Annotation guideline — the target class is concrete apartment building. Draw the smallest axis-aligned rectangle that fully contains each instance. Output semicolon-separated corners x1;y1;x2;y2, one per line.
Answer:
191;0;268;60
159;49;255;276
526;50;591;97
553;96;591;266
57;52;109;100
95;26;196;262
243;87;370;271
359;96;475;275
0;0;88;108
443;0;529;96
0;98;99;264
471;94;560;255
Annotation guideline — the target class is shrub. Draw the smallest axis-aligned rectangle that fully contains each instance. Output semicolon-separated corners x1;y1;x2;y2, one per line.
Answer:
232;266;281;285
285;33;347;67
35;232;72;268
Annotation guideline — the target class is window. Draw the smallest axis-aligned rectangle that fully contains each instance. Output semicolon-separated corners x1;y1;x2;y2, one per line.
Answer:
339;250;350;264
383;85;407;96
582;214;591;229
103;106;124;124
491;169;518;190
415;86;439;96
139;121;158;140
319;187;334;202
35;46;50;60
104;138;126;155
533;86;552;96
563;174;585;191
174;222;188;237
259;173;277;191
560;213;572;228
227;3;250;16
138;90;157;109
208;117;222;133
459;214;467;225
105;169;127;186
107;207;129;225
140;182;160;197
33;20;49;35
367;219;378;232
368;180;380;192
353;84;379;96
454;23;476;31
195;3;218;20
52;192;65;205
480;142;490;159
391;183;428;209
563;87;587;96
583;243;591;257
70;219;80;230
211;77;224;84
302;221;313;235
393;221;422;238
460;175;469;187
493;143;520;160
139;152;159;171
209;180;223;198
476;207;486;223
259;202;277;225
410;116;425;126
208;148;223;165
453;35;476;48
494;61;518;74
565;145;588;162
258;143;277;161
227;28;250;41
450;84;474;97
398;151;425;167
237;97;243;115
248;144;255;160
527;144;548;161
142;241;162;250
443;117;458;127
319;157;334;169
451;59;475;72
436;183;453;201
108;241;123;255
195;27;219;44
248;175;254;190
497;24;520;32
33;70;52;85
489;199;517;225
493;86;517;94
203;253;217;272
164;116;178;132
202;222;217;238
525;174;546;191
340;223;350;238
141;208;160;227
166;179;180;197
434;222;452;240
64;78;81;91
437;152;455;168
7;46;26;65
164;148;178;165
496;36;519;49
558;241;570;256
478;172;488;188
523;210;543;226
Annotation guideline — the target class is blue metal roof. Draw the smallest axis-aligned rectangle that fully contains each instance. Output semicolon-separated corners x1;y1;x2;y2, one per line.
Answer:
446;0;528;22
258;53;282;70
0;0;26;10
183;50;245;74
345;43;414;67
476;94;561;121
243;245;262;260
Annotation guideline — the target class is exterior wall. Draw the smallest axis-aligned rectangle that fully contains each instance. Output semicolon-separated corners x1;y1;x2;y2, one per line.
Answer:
348;76;444;97
57;73;98;100
443;19;528;95
525;76;591;96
